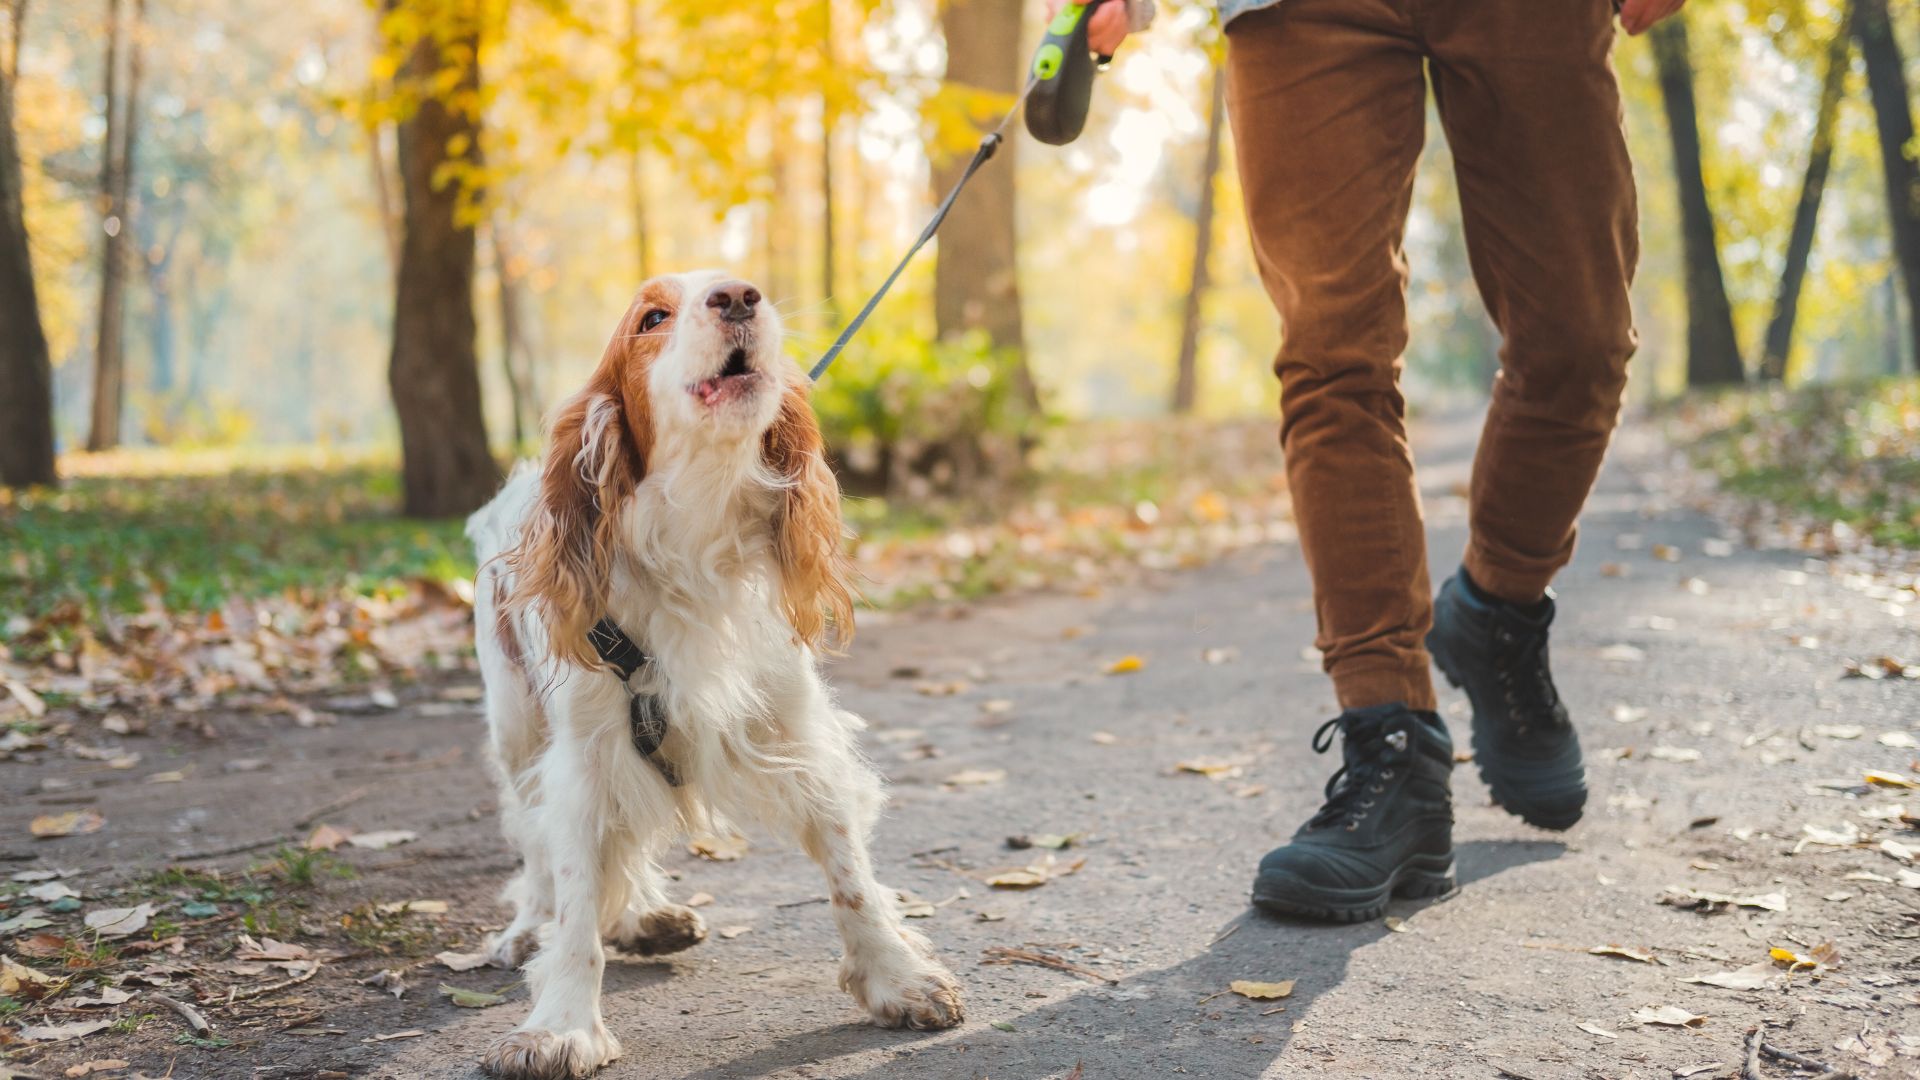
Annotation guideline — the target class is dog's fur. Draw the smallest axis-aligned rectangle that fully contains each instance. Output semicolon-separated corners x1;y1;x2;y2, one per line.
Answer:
466;271;963;1079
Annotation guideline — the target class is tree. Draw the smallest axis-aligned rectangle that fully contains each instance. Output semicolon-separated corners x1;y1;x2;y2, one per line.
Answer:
1171;62;1225;414
87;0;146;451
383;0;500;517
1761;4;1853;381
1856;0;1920;373
933;0;1038;411
0;0;55;487
1650;16;1745;387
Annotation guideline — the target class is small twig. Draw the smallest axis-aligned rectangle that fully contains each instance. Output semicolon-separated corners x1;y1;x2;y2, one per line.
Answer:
979;945;1116;986
1742;1026;1764;1080
910;845;960;859
774;895;829;908
150;992;212;1035
220;960;323;1004
1209;922;1243;947
1760;1041;1859;1080
170;835;293;862
294;785;370;830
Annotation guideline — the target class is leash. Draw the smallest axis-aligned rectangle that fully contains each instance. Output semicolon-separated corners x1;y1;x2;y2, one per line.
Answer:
808;0;1118;381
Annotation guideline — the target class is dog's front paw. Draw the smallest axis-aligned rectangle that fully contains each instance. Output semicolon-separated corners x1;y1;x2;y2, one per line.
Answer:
480;1025;620;1080
842;954;965;1031
606;903;707;957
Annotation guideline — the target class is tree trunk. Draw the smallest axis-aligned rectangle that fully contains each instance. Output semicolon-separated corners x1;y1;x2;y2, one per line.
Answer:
1857;0;1920;373
386;0;500;516
0;0;56;487
1650;16;1745;387
492;214;535;449
1761;7;1852;381
1171;64;1225;414
88;0;144;451
934;0;1037;411
367;122;400;271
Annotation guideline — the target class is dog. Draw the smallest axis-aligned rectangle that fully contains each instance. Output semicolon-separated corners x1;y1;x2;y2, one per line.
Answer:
465;270;964;1078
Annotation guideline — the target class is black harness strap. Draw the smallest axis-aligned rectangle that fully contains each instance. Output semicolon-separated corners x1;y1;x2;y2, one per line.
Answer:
587;618;683;787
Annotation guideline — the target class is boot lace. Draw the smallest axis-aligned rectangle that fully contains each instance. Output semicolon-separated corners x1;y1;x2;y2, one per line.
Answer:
1305;716;1405;831
1491;619;1566;739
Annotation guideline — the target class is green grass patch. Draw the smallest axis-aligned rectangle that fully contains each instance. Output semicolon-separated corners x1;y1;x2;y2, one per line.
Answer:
1672;378;1920;549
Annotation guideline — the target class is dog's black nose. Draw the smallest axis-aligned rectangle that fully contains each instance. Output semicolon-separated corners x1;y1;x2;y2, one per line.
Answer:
705;282;761;323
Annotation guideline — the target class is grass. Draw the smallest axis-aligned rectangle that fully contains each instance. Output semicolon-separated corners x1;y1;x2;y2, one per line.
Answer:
0;448;470;644
2;420;1291;653
1672;377;1920;549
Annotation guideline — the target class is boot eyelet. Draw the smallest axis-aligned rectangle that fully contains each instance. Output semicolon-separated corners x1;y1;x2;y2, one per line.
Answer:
1369;784;1383;793
1353;811;1367;820
1361;799;1374;808
1345;821;1359;831
1381;769;1394;780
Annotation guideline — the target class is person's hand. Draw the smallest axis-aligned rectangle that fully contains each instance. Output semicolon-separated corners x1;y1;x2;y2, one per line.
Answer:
1618;0;1687;35
1044;0;1132;57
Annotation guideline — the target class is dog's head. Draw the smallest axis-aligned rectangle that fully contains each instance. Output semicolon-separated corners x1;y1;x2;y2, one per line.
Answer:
506;270;854;667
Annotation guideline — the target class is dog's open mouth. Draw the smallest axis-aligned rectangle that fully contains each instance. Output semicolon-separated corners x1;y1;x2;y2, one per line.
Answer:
691;348;758;407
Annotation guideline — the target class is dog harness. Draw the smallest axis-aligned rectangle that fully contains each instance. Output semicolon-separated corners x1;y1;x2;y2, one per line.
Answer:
587;618;683;787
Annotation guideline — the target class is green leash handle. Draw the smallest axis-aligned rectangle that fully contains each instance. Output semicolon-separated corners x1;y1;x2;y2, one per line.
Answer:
1025;0;1113;146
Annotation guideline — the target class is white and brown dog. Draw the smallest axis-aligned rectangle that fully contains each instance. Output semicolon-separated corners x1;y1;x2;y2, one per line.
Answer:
466;271;964;1078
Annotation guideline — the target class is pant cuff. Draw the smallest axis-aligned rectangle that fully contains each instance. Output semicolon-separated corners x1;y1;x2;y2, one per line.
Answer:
1331;660;1436;714
1462;542;1553;606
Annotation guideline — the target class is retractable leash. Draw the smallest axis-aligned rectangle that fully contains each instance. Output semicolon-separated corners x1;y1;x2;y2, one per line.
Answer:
807;0;1117;381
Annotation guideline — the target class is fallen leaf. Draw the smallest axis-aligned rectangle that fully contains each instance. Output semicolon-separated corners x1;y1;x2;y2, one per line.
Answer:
990;1020;1016;1032
986;868;1049;889
1811;724;1864;740
0;907;51;934
1799;822;1864;848
1880;838;1917;863
1229;980;1294;1000
1658;886;1787;913
15;1019;113;1043
1865;770;1919;789
64;986;133;1008
30;809;105;839
1673;1065;1724;1079
1599;644;1647;663
63;1060;131;1078
435;950;489;972
1650;544;1682;563
944;768;1006;788
26;881;78;902
1878;731;1919;749
688;835;748;861
346;829;418;850
895;890;937;918
1590;945;1660;965
1090;732;1118;745
14;933;67;958
1202;647;1239;665
1648;746;1702;763
374;899;448;916
360;968;406;998
2;955;64;996
915;679;971;697
440;983;506;1008
3;678;46;717
1174;757;1248;780
1612;705;1649;724
1577;1022;1619;1040
306;824;353;851
716;925;751;939
1383;917;1410;934
1631;1005;1706;1027
685;892;715;908
83;903;154;939
1769;946;1817;971
979;699;1014;716
1681;962;1778;991
1106;655;1145;675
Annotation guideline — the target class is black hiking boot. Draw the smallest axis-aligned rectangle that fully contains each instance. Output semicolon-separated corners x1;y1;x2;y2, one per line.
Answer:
1251;704;1457;922
1426;570;1587;831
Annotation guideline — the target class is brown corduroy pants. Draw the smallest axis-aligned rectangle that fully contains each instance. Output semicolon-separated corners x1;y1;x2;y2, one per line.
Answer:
1225;0;1639;712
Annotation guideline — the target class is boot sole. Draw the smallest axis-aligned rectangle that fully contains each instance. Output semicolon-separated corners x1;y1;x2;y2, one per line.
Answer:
1250;852;1456;923
1428;637;1585;832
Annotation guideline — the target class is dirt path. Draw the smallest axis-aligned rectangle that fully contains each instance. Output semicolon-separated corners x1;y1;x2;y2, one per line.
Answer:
5;414;1918;1080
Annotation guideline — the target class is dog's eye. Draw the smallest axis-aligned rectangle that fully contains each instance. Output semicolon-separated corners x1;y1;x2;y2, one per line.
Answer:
640;309;671;332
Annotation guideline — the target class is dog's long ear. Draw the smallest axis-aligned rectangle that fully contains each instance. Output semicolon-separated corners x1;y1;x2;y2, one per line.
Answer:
505;370;648;670
763;381;856;650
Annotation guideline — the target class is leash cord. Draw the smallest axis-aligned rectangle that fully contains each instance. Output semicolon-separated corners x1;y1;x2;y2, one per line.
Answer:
808;76;1040;382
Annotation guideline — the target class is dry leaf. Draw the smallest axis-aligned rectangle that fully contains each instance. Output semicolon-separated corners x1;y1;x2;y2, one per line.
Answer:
435;950;489;972
1090;732;1118;745
1658;886;1786;913
2;955;64;997
440;983;507;1008
63;1060;131;1078
1229;980;1295;1000
374;899;448;916
306;823;352;851
83;903;154;939
1865;769;1918;789
346;829;418;850
1106;655;1146;675
1590;945;1660;965
688;835;748;861
1174;757;1247;780
15;1019;114;1043
1681;962;1777;991
986;868;1049;889
1202;647;1239;665
1878;731;1919;749
685;892;715;908
1648;746;1702;763
1577;1022;1619;1039
30;808;105;839
717;925;751;939
1631;1005;1706;1027
1383;917;1410;934
1811;724;1864;740
26;881;78;902
944;768;1006;788
1600;644;1647;663
895;890;937;918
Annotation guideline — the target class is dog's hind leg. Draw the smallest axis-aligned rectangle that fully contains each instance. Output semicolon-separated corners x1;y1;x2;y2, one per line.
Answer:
602;848;707;958
763;692;963;1031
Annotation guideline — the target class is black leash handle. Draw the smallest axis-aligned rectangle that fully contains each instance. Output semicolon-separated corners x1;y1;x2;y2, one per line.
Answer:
809;78;1038;383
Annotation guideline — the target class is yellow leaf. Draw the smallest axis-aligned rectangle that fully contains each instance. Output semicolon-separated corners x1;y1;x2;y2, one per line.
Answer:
944;768;1006;788
1230;980;1295;1000
1106;655;1145;675
688;835;748;861
30;809;104;838
1865;769;1918;789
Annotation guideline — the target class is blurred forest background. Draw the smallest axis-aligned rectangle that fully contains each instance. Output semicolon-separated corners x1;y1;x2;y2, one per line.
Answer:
3;0;1920;671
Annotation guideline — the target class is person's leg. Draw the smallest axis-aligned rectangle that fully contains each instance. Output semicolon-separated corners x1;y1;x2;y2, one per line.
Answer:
1230;0;1457;923
1227;0;1436;714
1421;0;1638;830
1426;0;1639;601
